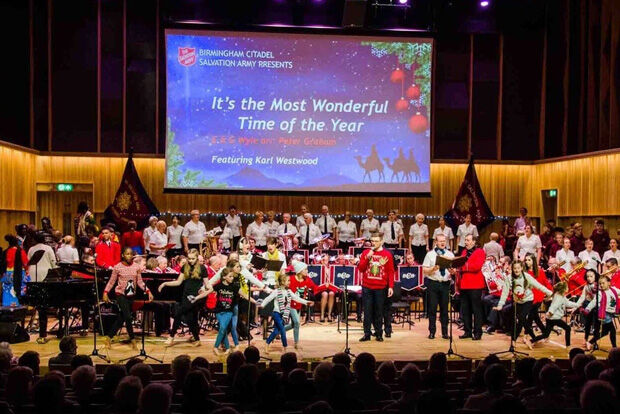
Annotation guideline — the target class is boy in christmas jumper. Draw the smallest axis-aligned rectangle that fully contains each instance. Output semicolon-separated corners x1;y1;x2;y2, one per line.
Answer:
585;274;620;350
258;272;313;353
357;234;394;342
286;260;318;349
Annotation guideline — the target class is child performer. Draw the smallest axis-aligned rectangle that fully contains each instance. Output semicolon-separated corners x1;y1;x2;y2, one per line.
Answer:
494;261;552;349
315;253;339;323
572;269;598;345
524;253;552;334
532;281;578;347
584;274;620;350
259;272;313;353
159;249;208;347
202;268;254;355
103;247;153;348
286;261;318;349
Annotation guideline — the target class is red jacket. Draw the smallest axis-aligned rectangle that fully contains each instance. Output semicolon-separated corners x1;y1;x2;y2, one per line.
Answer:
459;248;486;290
121;230;144;250
289;276;318;310
358;248;395;290
528;269;552;304
95;241;121;268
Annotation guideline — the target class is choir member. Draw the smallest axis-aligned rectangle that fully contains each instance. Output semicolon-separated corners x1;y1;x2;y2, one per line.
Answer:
570;223;586;255
360;209;380;239
513;207;531;234
143;216;158;255
514;224;542;263
149;221;169;257
409;213;429;264
277;213;298;238
266;210;280;238
603;239;620;264
166;216;184;258
483;233;504;262
358;233;394;342
336;211;357;251
556;237;577;273
246;211;269;251
432;217;454;251
296;204;309;229
211;217;232;252
95;227;121;269
317;205;337;236
225;205;243;251
182;210;207;253
458;234;486;340
579;239;602;272
590;219;610;257
456;214;479;255
380;210;403;249
299;214;322;250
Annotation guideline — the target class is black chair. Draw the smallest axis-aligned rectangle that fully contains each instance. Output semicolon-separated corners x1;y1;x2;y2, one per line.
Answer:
390;282;415;329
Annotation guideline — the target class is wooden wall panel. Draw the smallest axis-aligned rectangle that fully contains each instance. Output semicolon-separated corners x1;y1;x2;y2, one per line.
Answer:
0;210;34;249
0;144;36;211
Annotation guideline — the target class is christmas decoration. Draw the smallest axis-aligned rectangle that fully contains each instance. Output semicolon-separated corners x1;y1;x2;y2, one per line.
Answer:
408;112;428;134
395;98;409;112
406;84;421;100
390;68;405;83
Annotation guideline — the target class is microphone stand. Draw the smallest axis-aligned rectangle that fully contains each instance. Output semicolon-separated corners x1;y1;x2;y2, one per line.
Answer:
90;256;109;362
589;281;607;354
492;274;528;358
446;269;467;359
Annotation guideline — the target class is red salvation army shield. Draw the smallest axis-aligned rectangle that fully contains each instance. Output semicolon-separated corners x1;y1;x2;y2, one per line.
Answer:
178;47;196;67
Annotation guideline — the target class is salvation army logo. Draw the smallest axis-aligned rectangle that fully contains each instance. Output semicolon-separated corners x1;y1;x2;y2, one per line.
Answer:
401;273;417;280
337;272;351;280
178;47;196;67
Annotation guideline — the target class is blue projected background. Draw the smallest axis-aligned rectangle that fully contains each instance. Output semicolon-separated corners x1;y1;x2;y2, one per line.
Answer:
165;29;432;193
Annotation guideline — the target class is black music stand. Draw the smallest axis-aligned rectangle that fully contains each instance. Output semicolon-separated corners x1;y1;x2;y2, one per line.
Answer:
324;277;355;359
119;290;162;363
90;260;109;362
446;287;468;359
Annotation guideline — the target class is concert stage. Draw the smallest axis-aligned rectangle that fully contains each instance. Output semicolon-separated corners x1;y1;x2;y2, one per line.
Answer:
13;318;607;367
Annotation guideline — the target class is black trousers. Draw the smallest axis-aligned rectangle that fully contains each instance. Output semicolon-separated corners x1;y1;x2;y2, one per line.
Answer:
170;299;204;341
232;236;241;251
513;301;537;340
427;279;450;335
362;287;387;337
460;289;484;336
187;243;200;252
346;291;362;318
383;296;393;335
338;241;354;252
534;318;571;346
410;245;428;265
590;320;617;347
166;248;184;259
583;306;597;340
107;295;135;339
527;302;546;332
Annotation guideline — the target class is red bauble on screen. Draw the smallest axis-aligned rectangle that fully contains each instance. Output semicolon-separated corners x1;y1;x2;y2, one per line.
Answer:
406;84;421;100
395;98;409;111
390;68;405;83
408;112;428;133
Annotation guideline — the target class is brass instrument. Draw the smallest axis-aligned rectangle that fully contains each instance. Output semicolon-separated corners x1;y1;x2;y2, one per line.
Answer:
200;235;220;259
560;261;586;281
566;267;617;297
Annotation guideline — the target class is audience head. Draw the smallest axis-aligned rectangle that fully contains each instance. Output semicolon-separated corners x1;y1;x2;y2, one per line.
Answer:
115;376;143;413
580;380;619;414
71;365;96;400
531;357;552;385
130;362;154;387
139;383;172;414
6;366;34;406
353;352;376;382
0;347;13;373
231;363;259;402
190;356;209;370
226;351;246;379
331;352;352;369
607;347;620;370
539;363;563;394
280;352;298;375
514;357;536;386
125;356;143;373
183;370;211;411
103;364;127;397
377;361;397;385
303;401;334;414
172;354;192;384
572;354;596;378
18;350;40;376
569;347;586;365
400;363;422;395
33;374;65;414
243;346;260;364
58;336;77;354
428;351;447;373
585;359;606;380
313;362;334;395
484;363;507;394
70;354;93;370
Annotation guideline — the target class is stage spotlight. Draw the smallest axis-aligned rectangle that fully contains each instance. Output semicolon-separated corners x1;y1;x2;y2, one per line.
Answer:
397;0;408;4
480;1;489;7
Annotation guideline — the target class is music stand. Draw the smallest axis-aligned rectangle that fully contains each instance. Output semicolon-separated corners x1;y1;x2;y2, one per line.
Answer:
90;259;109;362
324;276;355;359
446;287;468;359
119;292;162;363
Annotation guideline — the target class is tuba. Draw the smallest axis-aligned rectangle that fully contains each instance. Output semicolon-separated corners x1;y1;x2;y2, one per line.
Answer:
200;230;221;258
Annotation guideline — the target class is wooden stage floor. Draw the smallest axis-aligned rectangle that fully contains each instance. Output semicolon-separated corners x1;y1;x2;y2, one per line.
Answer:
11;318;609;366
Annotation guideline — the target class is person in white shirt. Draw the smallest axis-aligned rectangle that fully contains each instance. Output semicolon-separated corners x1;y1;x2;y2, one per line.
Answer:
166;215;184;257
277;213;299;237
298;213;322;250
603;238;620;264
422;234;455;339
56;236;79;264
513;207;530;234
246;211;270;250
261;237;288;287
225;205;243;251
555;237;577;273
409;213;429;263
579;239;602;272
212;217;233;251
182;210;207;253
265;210;280;238
295;205;309;229
360;209;380;239
143;216;158;254
483;233;505;262
336;211;358;251
513;224;542;263
149;221;169;257
380;210;404;248
456;214;479;254
432;217;455;250
28;233;57;282
317;205;337;236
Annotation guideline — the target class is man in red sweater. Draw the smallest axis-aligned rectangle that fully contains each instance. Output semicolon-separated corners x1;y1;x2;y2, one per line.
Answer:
459;234;486;340
95;227;121;269
357;233;394;342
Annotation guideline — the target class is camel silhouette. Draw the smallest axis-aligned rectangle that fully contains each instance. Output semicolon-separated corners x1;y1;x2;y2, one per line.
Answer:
384;157;409;182
407;149;421;183
355;155;385;183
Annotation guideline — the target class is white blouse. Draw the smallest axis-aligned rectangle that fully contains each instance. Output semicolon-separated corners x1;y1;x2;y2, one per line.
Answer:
246;221;270;246
409;223;429;246
337;220;357;242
